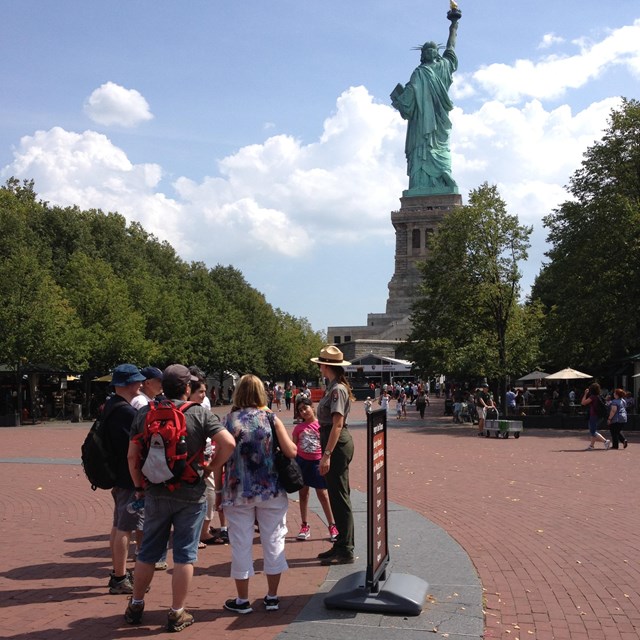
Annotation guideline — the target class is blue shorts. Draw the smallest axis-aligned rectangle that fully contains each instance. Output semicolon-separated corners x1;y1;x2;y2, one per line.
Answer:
111;487;143;532
137;495;206;565
588;415;605;436
296;456;327;490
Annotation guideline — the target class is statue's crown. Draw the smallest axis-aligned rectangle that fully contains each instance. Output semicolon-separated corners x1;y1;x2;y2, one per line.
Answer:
412;41;443;52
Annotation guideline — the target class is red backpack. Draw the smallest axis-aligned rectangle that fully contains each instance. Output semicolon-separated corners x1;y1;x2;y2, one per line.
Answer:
134;400;202;490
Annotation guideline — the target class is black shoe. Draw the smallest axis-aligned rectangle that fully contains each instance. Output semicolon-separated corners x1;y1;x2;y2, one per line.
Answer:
623;440;628;448
320;553;355;566
317;546;337;559
224;598;253;614
124;598;144;624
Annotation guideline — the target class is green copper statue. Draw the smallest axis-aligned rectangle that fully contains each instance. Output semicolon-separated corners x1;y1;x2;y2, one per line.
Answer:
391;4;461;196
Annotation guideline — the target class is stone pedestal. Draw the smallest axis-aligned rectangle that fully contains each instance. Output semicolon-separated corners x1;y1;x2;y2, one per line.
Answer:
385;193;462;318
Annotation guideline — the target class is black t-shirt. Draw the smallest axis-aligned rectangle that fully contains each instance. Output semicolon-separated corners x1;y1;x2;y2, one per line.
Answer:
104;395;137;489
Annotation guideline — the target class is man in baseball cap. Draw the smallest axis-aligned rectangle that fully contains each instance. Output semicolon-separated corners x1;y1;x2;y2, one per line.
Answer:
131;366;164;410
125;364;235;631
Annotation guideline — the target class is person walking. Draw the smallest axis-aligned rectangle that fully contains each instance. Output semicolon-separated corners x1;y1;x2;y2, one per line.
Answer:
284;385;293;411
581;383;611;450
311;345;355;566
607;388;628;449
218;374;297;615
379;388;390;414
415;390;428;419
475;383;493;436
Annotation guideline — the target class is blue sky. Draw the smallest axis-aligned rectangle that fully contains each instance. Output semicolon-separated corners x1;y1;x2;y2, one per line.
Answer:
2;1;639;333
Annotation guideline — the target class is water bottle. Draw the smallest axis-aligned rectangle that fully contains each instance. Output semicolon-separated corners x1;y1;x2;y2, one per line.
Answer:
176;435;188;456
126;496;145;514
172;435;188;478
204;437;213;463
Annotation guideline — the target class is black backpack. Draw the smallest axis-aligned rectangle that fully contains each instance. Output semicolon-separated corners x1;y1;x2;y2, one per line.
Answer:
81;396;127;491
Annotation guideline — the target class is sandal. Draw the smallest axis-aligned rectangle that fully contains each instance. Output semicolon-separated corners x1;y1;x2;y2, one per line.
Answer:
198;541;207;549
203;531;229;545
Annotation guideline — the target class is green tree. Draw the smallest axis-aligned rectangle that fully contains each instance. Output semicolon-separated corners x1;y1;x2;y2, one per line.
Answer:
264;309;326;382
532;98;640;369
0;248;88;370
60;251;157;372
0;179;88;373
1;177;326;388
407;183;538;406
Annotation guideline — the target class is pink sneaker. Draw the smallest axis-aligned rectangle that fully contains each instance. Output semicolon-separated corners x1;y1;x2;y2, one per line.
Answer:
297;523;311;540
328;524;338;542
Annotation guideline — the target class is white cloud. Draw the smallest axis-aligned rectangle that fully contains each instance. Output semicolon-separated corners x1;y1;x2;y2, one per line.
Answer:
1;126;181;242
4;87;405;268
176;86;405;258
84;81;153;127
473;20;640;103
538;33;565;49
0;87;623;307
452;97;621;225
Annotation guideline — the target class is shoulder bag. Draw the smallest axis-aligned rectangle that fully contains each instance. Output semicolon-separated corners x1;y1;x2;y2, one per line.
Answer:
267;412;304;493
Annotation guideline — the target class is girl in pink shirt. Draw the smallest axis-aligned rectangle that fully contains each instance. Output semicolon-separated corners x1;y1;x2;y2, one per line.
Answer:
292;397;338;542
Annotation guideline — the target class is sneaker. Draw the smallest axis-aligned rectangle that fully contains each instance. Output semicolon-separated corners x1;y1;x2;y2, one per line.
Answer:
109;574;134;595
297;523;311;540
167;608;194;632
328;524;338;542
224;598;253;614
124;598;144;624
604;440;611;450
218;529;229;544
263;596;280;611
109;568;133;581
155;561;168;571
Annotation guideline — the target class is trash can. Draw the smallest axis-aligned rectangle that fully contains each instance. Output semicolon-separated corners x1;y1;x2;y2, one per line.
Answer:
72;404;83;423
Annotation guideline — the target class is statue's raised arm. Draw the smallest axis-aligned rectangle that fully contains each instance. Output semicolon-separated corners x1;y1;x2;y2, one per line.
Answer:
446;2;461;50
391;3;462;196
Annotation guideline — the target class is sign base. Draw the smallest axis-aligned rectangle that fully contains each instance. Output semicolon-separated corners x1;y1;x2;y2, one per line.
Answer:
324;570;428;616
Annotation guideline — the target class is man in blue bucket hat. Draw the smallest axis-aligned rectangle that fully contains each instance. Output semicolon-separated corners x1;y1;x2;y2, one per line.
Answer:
105;364;146;594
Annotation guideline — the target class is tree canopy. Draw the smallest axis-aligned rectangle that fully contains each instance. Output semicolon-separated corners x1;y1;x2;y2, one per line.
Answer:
0;178;324;381
532;98;640;369
407;183;541;397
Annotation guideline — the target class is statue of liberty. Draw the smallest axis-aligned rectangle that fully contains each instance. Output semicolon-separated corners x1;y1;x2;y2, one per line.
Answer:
391;5;461;196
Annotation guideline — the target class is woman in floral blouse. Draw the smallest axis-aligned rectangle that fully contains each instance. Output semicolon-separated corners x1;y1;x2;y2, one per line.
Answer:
216;374;296;615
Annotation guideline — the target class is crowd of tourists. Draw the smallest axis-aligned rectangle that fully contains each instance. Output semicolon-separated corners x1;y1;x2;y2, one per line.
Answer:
97;345;354;632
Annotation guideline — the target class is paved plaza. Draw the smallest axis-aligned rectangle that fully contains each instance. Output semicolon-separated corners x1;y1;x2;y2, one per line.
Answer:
1;397;639;640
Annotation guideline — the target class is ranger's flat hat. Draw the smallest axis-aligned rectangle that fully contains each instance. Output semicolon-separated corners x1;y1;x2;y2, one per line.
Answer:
310;345;351;367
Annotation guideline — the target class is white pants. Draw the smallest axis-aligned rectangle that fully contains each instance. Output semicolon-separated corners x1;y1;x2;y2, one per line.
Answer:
224;493;289;579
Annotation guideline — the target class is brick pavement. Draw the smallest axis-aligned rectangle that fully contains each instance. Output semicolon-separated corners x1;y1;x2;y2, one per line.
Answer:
0;421;329;640
1;398;639;639
345;400;640;640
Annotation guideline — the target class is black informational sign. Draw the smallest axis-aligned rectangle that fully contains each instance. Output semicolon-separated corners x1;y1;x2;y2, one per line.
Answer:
324;406;428;615
366;408;389;589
